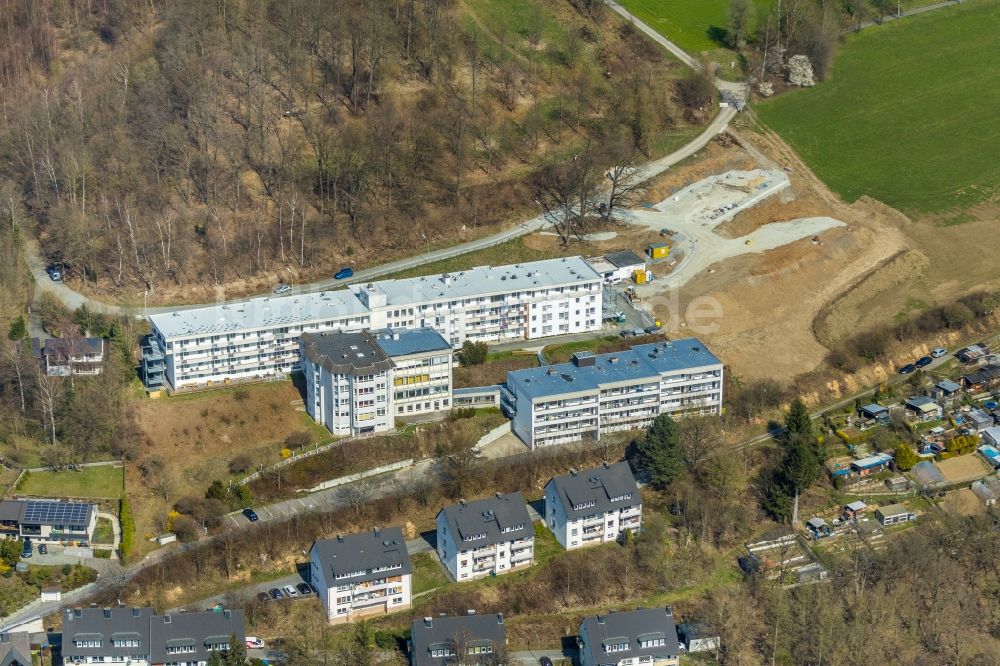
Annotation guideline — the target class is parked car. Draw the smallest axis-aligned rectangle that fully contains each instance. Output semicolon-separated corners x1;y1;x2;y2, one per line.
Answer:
245;636;265;649
38;544;47;555
334;267;354;280
539;658;554;666
898;364;916;375
273;283;292;295
46;264;63;281
282;585;298;597
242;508;259;523
644;325;662;334
931;347;948;358
21;540;31;559
296;582;313;596
619;329;634;339
268;588;283;600
915;356;933;368
256;592;270;603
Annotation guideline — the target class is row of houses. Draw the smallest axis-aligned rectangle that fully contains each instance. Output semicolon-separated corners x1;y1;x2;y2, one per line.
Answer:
310;462;642;623
145;256;606;390
410;605;712;666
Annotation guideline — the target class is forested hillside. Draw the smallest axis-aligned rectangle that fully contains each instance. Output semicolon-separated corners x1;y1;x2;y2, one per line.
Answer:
0;0;708;304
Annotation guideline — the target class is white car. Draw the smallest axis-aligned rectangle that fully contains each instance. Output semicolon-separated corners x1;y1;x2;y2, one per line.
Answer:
273;284;292;295
931;347;947;358
282;584;298;597
245;636;265;649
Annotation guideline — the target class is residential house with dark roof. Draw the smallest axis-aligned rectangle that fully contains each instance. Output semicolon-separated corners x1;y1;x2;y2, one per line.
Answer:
501;339;723;449
544;462;642;550
61;606;244;666
409;613;507;666
301;327;452;436
310;528;413;624
904;396;942;422
962;364;1000;392
578;607;681;666
30;337;104;377
436;493;534;582
0;499;97;544
0;632;30;666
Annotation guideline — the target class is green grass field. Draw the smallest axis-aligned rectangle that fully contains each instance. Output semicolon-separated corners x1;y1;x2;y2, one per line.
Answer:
757;1;1000;215
618;0;772;53
17;465;124;499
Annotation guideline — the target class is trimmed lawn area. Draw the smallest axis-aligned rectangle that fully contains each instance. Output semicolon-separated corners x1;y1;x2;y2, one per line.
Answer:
618;0;772;53
411;552;450;595
17;465;123;499
757;1;1000;215
92;517;115;544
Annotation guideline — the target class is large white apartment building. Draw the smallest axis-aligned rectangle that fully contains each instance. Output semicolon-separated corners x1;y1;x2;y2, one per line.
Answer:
310;528;413;625
545;462;642;550
146;257;603;390
301;327;453;436
436;493;534;582
501;339;723;449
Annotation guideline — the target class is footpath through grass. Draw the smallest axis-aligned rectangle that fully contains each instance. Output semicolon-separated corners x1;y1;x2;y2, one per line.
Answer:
757;0;1000;215
17;465;124;499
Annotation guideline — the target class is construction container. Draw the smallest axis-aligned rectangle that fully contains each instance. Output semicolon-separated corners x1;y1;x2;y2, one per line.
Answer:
633;269;647;285
647;242;669;259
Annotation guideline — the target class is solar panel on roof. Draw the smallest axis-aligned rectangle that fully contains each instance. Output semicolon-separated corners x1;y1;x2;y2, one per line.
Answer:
22;501;90;525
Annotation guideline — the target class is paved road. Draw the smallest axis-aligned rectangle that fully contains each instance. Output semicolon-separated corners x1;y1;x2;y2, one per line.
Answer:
847;0;962;32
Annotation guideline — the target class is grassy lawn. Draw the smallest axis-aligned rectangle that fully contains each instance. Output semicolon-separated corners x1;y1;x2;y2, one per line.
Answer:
757;1;1000;215
454;353;538;388
411;552;450;595
17;465;123;499
618;0;772;53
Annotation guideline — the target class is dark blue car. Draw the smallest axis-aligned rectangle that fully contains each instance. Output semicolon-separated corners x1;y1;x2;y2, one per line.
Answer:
334;267;353;280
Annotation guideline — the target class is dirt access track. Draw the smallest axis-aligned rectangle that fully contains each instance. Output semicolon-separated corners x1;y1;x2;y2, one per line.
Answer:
627;128;912;382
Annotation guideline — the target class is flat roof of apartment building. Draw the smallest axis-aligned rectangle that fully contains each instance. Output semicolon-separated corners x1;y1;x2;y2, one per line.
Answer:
300;330;394;376
150;256;599;340
507;338;721;401
355;256;600;307
150;289;368;339
370;327;451;357
438;492;532;548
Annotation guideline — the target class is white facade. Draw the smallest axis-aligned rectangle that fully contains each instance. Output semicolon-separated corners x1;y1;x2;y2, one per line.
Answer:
545;463;642;551
503;340;723;449
436;494;534;582
301;328;453;437
148;257;602;390
310;530;412;625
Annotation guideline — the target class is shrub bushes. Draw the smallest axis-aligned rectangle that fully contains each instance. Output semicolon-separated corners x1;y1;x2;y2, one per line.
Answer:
119;497;135;563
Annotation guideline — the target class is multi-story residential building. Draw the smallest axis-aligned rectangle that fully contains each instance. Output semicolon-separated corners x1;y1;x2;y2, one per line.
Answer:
30;337;104;376
61;606;245;666
0;631;30;666
301;327;453;436
544;462;641;550
146;256;602;390
0;499;97;545
436;493;534;582
409;612;507;666
501;339;723;449
310;528;413;624
578;607;681;666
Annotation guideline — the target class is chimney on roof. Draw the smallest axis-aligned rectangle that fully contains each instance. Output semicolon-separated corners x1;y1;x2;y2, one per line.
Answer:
597;615;605;624
224;610;231;619
467;609;476;615
495;492;502;499
570;469;577;476
132;608;141;618
497;614;504;625
443;274;452;286
373;527;381;538
424;617;433;628
103;608;112;619
459;499;467;506
336;534;344;542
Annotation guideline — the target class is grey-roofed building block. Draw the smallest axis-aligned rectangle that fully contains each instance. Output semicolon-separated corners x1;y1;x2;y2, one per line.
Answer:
0;499;98;545
544;462;642;550
61;607;244;666
0;632;31;666
310;528;413;624
301;327;453;436
409;613;506;666
502;339;723;449
578;607;681;666
436;493;534;582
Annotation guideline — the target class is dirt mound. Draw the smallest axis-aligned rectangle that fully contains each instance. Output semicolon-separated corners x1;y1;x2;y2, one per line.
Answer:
813;248;930;346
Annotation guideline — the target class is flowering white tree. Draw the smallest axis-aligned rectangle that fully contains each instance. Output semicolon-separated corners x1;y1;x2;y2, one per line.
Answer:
787;55;816;87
